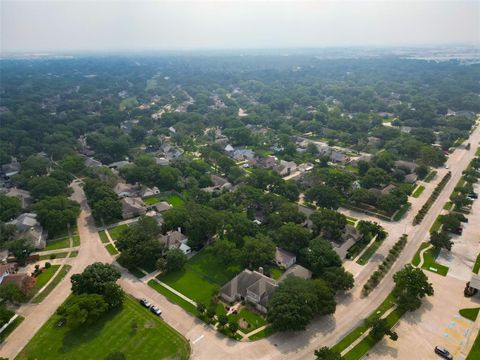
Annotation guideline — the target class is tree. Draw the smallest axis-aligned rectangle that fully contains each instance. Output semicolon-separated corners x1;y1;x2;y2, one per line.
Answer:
57;293;109;328
164;248;187;273
369;318;398;342
305;186;342;209
102;282;125;308
314;347;342;360
267;277;336;332
392;265;434;312
208;239;239;264
33;195;80;237
218;314;228;327
7;238;35;265
91;197;122;224
0;283;26;303
241;234;276;269
275;223;311;253
438;214;461;232
61;154;86;174
71;262;121;295
310;209;346;240
228;320;239;334
28;176;71;200
430;231;453;251
116;216;164;269
360;167;391;189
0;194;21;222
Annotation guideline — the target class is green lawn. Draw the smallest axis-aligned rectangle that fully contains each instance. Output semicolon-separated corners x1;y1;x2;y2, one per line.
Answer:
346;216;357;226
148;280;199;316
43;236;71;251
474;254;480;274
424;170;437;183
105;243;119;255
99;231;110;244
17;296;190;360
467;329;480;360
143;196;160;205
167;194;184;207
343;308;404;360
108;224;129;241
72;235;80;247
0;315;24;342
249;326;274;341
430;216;442;234
412;242;449;276
229;307;267;332
32;265;71;304
460;308;480;321
69;251;78;258
411;185;425;198
39;252;68;261
444;202;453;210
157;267;219;305
187;250;241;286
393;203;411;221
270;267;284;280
332;294;395;354
356;237;385;265
31;265;61;296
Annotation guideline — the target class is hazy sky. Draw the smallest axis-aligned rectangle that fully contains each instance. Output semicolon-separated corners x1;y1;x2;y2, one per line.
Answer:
1;0;479;53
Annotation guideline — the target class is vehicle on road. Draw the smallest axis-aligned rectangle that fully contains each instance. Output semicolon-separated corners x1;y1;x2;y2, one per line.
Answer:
140;298;151;308
434;346;453;359
150;305;162;316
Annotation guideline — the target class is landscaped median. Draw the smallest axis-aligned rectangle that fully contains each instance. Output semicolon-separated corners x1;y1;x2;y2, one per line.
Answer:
411;184;425;198
411;242;449;276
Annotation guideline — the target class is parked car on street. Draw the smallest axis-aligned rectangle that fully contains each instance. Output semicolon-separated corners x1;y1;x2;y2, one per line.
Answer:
150;305;162;316
434;346;453;359
140;298;152;308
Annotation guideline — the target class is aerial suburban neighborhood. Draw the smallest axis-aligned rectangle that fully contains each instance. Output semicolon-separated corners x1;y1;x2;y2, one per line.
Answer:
0;1;479;360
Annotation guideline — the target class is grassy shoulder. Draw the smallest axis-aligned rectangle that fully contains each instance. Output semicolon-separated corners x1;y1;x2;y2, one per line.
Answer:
473;254;480;274
424;171;437;183
356;236;386;265
105;243;119;255
32;265;71;304
17;296;190;360
411;242;449;276
411;185;425;198
43;236;71;251
31;265;61;296
0;315;24;342
467;329;480;360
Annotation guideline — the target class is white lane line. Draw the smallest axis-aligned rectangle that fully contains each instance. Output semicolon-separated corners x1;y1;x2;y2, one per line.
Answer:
192;335;204;344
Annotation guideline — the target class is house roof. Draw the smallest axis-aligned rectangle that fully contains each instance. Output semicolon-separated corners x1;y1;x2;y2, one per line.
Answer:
275;247;296;265
394;160;417;172
278;265;312;283
404;173;418;183
121;197;146;211
154;202;171;213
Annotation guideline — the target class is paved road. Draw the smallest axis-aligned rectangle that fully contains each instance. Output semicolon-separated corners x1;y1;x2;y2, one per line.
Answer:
2;125;480;360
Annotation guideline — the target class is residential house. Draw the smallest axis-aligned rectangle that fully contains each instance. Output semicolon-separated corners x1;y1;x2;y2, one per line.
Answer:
0;273;36;295
298;163;314;173
273;160;297;176
404;173;418;184
253;155;277;169
224;144;235;153
5;188;32;209
219;269;277;314
160;229;191;254
275;247;296;269
369;184;396;197
153;201;172;213
232;149;255;162
394;160;417;173
154;157;170;166
1;160;21;179
7;213;46;249
278;265;312;282
329;151;348;163
108;161;131;171
114;182;140;198
82;156;103;168
367;136;381;147
0;263;17;283
141;186;160;198
120;197;147;219
160;143;183;160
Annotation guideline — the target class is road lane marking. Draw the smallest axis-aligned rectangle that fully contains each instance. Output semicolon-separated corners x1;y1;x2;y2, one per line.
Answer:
192;335;204;344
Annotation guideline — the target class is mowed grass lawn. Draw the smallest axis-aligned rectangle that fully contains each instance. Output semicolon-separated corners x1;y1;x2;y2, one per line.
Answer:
31;265;61;295
108;224;129;241
43;236;71;251
158;250;242;304
17;296;190;360
167;194;184;207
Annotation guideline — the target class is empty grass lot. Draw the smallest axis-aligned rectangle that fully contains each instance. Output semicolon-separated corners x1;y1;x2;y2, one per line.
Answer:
157;267;219;305
17;296;190;360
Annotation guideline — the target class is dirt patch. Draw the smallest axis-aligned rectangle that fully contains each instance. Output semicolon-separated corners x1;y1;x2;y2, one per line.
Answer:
239;318;250;330
144;320;156;329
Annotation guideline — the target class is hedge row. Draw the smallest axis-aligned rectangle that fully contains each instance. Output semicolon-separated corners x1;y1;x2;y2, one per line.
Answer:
413;171;451;225
362;235;408;296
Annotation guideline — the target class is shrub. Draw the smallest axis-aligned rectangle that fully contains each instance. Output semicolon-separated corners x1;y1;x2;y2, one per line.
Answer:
44;262;51;269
